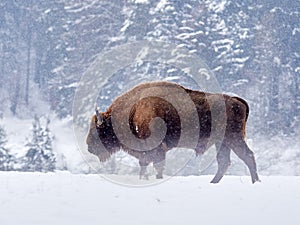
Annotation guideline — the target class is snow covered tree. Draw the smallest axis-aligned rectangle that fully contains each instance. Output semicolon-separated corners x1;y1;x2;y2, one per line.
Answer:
22;116;56;172
0;125;15;171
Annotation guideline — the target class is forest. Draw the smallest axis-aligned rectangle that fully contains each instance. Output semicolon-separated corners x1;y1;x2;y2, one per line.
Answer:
0;0;299;175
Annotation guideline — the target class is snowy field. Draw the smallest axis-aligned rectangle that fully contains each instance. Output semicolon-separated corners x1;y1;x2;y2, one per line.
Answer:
1;172;299;225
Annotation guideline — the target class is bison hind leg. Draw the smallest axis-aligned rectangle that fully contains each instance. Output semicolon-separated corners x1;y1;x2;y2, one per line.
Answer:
211;142;231;184
153;147;166;179
227;136;260;183
154;161;165;179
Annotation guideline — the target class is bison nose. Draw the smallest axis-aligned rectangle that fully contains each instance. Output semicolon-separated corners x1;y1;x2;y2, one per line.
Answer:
87;145;95;154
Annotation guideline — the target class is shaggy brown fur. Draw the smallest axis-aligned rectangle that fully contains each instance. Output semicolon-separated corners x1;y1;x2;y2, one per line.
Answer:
86;81;260;183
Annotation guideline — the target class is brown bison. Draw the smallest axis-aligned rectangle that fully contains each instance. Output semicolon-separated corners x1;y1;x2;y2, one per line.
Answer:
86;81;260;183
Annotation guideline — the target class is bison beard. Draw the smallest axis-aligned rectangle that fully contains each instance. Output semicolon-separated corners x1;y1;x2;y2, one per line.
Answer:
86;81;260;183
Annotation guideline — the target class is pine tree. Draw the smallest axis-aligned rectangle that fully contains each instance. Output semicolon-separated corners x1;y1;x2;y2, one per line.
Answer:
41;118;56;171
22;116;56;172
0;125;15;171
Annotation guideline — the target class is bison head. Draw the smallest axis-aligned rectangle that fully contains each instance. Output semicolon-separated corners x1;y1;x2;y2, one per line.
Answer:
86;108;120;162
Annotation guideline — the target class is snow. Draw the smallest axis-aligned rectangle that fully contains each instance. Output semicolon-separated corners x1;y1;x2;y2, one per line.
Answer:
151;0;169;14
292;28;300;35
44;9;51;14
176;30;204;40
164;75;181;81
208;0;227;13
133;0;149;4
231;56;250;64
0;172;299;225
120;19;133;33
2;117;33;157
211;39;234;53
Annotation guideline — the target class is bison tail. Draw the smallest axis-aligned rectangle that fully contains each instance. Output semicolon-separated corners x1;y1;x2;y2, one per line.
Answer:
232;96;249;122
232;96;249;139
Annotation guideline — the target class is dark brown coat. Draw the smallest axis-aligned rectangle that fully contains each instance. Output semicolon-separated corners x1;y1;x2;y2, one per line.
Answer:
86;81;260;183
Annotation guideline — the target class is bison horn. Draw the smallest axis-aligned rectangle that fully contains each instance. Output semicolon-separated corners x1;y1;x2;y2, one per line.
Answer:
95;107;103;125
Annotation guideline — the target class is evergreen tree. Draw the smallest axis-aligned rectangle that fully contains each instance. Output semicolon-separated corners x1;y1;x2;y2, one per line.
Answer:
22;116;56;172
0;125;15;171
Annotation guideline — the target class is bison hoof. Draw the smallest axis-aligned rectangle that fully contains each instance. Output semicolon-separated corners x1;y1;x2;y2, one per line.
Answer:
139;174;149;180
210;178;220;184
210;180;219;184
252;177;261;184
156;174;163;179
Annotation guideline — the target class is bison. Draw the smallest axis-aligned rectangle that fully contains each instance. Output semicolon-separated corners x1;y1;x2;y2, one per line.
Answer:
86;81;260;183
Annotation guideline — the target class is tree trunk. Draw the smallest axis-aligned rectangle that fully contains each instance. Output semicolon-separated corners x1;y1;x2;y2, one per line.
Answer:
269;67;279;114
295;71;300;120
25;28;32;106
10;72;20;116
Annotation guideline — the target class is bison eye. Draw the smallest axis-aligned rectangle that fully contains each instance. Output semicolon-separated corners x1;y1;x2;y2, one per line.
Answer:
96;123;103;129
96;120;106;129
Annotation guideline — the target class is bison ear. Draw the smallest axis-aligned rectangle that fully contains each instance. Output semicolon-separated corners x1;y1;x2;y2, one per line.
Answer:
95;107;103;125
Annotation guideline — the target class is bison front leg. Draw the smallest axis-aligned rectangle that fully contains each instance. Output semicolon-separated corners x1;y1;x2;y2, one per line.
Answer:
139;160;149;180
227;136;260;183
211;143;231;184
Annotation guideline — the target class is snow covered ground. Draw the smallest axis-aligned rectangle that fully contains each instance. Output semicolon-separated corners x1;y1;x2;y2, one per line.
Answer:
1;172;299;225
